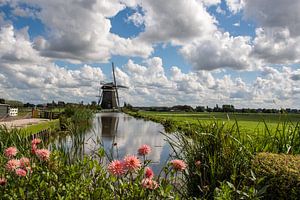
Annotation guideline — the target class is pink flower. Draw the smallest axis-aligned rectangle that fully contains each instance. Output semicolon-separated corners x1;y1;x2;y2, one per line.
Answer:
20;157;30;168
31;138;42;145
0;178;7;186
15;168;27;177
4;147;18;158
124;155;141;171
35;149;50;161
108;160;126;177
170;159;187;171
6;159;20;171
31;144;37;154
195;160;201;167
141;178;159;190
145;167;154;179
138;144;151;156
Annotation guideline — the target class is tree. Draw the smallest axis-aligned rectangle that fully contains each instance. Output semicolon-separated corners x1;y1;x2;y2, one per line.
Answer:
195;106;205;112
222;105;235;112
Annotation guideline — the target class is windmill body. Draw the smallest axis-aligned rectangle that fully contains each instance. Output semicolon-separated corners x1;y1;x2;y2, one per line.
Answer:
98;63;128;111
100;82;118;109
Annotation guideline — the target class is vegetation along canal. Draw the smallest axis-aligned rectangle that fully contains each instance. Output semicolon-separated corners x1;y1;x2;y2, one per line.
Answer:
50;112;173;173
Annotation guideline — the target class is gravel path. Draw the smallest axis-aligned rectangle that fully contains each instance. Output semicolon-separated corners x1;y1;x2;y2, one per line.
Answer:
0;118;50;129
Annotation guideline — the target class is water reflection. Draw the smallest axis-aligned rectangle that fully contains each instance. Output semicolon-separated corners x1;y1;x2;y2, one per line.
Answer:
50;113;174;173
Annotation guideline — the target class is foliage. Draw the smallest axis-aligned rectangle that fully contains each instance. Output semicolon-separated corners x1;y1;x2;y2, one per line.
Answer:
59;106;94;131
166;121;253;199
0;135;187;199
127;110;300;199
251;153;300;200
1;109;299;199
256;121;300;154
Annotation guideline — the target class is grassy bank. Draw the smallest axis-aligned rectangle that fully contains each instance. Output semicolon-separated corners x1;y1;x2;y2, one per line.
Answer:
125;110;300;199
20;119;60;137
127;110;300;131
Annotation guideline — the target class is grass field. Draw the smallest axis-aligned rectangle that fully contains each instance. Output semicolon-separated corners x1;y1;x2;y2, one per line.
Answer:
21;119;60;136
137;111;300;131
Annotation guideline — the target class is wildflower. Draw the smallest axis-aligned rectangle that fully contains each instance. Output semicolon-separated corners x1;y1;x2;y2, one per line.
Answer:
138;144;151;156
195;160;201;167
31;138;42;145
124;155;141;171
170;159;187;171
141;178;159;190
15;169;27;177
145;167;154;179
108;160;126;177
31;144;37;154
0;178;7;186
4;147;18;158
20;157;30;168
6;159;20;171
35;149;50;161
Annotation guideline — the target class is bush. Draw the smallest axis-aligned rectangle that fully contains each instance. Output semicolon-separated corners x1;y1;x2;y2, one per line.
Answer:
252;152;300;200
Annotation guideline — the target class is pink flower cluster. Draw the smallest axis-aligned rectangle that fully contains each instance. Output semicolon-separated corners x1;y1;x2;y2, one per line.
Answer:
2;138;49;182
107;144;153;176
31;138;50;161
124;155;141;171
141;178;158;190
144;167;154;179
141;167;158;190
108;155;141;176
107;145;159;190
5;157;31;177
4;147;18;158
170;159;187;171
138;144;151;156
35;149;50;161
107;160;125;177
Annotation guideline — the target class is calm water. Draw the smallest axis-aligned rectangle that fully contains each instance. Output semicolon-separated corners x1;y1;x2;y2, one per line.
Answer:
50;113;174;173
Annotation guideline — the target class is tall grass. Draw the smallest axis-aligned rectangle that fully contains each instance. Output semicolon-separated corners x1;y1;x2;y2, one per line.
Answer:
257;120;300;154
164;118;300;199
166;121;253;198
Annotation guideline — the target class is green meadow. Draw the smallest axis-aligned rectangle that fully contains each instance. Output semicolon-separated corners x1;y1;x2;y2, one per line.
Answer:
137;111;300;131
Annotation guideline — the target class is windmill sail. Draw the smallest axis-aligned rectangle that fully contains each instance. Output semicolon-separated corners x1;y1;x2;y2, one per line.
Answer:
112;62;120;108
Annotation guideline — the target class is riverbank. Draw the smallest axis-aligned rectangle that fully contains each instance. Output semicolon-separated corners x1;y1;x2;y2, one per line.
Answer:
0;118;60;136
124;109;300;199
124;110;300;131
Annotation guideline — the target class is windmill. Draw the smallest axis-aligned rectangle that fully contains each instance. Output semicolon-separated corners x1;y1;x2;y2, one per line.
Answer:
97;63;128;110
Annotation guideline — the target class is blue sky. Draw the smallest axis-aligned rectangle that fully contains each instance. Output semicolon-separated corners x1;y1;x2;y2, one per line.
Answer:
0;0;300;108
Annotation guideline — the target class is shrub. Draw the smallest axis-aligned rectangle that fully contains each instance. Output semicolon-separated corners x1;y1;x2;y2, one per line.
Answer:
252;152;300;200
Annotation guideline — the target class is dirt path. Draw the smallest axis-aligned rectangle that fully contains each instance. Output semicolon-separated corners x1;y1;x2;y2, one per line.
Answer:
0;118;50;129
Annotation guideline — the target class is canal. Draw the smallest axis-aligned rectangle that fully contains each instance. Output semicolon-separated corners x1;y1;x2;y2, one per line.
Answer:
50;112;174;173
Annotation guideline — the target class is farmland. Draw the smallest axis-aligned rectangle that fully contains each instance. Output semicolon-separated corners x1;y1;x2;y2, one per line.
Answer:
134;111;300;131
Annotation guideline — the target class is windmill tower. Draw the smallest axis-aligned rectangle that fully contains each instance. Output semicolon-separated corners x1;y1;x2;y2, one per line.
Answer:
97;63;128;110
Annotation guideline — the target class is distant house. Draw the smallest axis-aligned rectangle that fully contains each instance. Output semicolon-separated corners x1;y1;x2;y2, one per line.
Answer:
9;108;18;117
0;104;9;118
